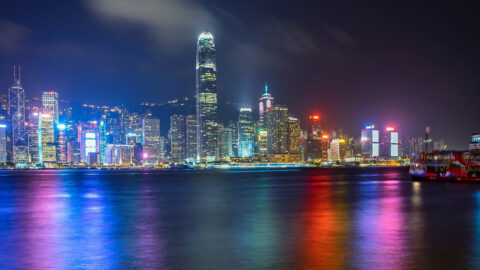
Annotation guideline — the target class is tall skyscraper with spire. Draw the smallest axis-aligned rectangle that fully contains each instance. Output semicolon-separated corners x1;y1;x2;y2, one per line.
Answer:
8;66;29;164
258;82;274;127
195;32;218;161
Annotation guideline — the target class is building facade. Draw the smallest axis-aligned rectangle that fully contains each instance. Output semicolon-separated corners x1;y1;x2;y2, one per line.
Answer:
170;115;186;162
42;91;59;123
238;107;254;158
142;116;161;163
185;115;197;162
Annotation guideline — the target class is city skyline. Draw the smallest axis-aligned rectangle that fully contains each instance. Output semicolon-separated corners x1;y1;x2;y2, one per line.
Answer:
0;1;478;149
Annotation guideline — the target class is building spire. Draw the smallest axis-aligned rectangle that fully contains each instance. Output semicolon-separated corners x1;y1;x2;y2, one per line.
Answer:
13;65;16;81
265;82;268;94
18;66;21;81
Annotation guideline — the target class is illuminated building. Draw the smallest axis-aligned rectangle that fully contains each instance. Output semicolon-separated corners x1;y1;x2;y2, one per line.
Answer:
105;144;133;165
238;107;254;158
330;138;346;162
361;124;379;158
305;114;324;161
321;134;329;161
28;110;40;164
470;133;480;150
185;115;197;162
257;129;268;156
0;123;6;163
382;126;399;158
227;121;238;157
39;113;56;164
126;133;139;145
287;116;301;154
78;121;99;163
266;105;289;154
196;31;218;161
8;66;29;164
170;115;186;162
41;91;59;123
99;121;107;163
220;126;233;158
142;116;161;163
57;123;67;163
258;82;274;127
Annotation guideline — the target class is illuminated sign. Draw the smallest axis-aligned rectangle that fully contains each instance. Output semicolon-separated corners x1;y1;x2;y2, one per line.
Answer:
391;144;398;157
372;143;379;157
386;127;395;132
372;130;379;143
310;115;320;120
391;132;398;144
57;124;66;130
322;134;329;139
85;132;96;139
366;124;375;129
0;124;6;128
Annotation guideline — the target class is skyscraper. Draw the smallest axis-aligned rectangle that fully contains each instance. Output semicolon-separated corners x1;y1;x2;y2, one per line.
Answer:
361;124;379;158
382;126;399;158
8;66;29;164
238;107;254;158
170;115;186;162
0;123;6;163
258;82;274;127
220;127;233;158
196;32;218;161
142;116;161;163
185;115;197;162
99;121;107;163
78;121;99;163
266;105;289;154
287;116;301;154
39;112;56;164
42;91;59;123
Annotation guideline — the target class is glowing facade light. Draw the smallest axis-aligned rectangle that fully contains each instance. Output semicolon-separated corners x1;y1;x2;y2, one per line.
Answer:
0;124;6;128
310;115;320;120
57;124;66;130
322;134;329;139
386;127;395;132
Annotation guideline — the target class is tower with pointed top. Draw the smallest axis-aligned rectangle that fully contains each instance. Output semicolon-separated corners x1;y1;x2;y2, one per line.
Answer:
8;66;29;164
196;31;218;161
258;82;274;127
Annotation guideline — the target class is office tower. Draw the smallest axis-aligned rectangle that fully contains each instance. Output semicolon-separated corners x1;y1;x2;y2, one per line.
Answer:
27;110;40;164
105;145;134;165
0;123;6;163
470;133;480;150
142;116;161;163
78;121;99;163
287;116;301;154
170;115;186;162
42;91;59;123
159;136;166;159
99;121;107;163
8;66;29;164
361;124;379;158
258;82;274;127
330;138;346;162
196;32;218;161
57;123;67;163
39;113;56;164
258;129;268;156
126;133;138;145
227;121;238;157
185;115;197;162
266;105;289;154
382;126;399;158
220;127;233;158
238;107;254;158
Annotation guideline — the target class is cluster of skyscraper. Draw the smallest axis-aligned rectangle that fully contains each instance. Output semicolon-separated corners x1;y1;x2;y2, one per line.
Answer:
0;33;454;168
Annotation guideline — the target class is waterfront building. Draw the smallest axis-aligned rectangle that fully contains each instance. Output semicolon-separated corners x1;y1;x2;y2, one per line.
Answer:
220;127;233;158
287;116;301;154
8;66;29;164
78;121;99;163
361;124;379;158
470;133;480;150
42;91;59;123
105;144;134;165
185;115;197;162
196;32;218;161
330;138;346;162
40;113;56;164
266;105;289;154
381;126;399;158
0;123;6;163
57;123;67;163
28;110;40;164
257;129;268;156
142;116;161;163
258;82;274;127
238;107;255;158
170;115;186;162
228;121;238;157
99;121;107;163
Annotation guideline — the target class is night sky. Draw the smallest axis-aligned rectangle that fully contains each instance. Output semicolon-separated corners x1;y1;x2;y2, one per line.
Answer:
0;0;478;149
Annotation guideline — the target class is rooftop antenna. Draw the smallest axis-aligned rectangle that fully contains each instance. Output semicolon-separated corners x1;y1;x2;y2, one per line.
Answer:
13;65;16;81
265;82;268;94
18;66;21;81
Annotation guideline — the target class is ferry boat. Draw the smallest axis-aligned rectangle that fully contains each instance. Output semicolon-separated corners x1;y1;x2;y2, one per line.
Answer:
410;150;480;181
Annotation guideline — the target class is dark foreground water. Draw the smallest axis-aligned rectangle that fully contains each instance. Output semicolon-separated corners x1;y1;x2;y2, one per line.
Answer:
1;167;480;269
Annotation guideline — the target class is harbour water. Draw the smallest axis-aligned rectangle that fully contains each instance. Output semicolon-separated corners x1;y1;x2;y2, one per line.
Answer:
1;167;479;269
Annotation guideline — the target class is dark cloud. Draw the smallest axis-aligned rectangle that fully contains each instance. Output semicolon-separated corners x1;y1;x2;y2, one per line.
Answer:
0;19;31;54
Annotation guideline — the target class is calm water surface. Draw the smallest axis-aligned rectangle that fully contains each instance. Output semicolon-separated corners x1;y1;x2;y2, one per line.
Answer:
1;167;480;269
